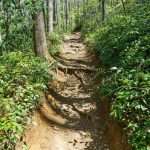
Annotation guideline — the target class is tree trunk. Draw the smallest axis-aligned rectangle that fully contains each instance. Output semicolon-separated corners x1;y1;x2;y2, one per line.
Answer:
83;0;85;17
69;0;73;29
47;0;54;33
102;0;105;21
56;0;61;27
53;0;56;29
65;0;69;30
32;10;51;60
77;0;80;21
99;0;101;10
60;0;64;30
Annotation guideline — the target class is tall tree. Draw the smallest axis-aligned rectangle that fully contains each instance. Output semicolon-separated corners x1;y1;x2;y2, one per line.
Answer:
53;0;56;28
32;10;51;60
56;0;61;27
101;0;105;21
65;0;69;30
47;0;54;33
77;0;80;21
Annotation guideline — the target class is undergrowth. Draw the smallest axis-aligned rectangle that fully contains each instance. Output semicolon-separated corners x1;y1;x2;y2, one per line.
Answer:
47;33;64;55
0;51;54;149
82;1;150;150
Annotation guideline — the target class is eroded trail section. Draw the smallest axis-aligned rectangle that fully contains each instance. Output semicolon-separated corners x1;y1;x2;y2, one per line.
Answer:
17;33;111;150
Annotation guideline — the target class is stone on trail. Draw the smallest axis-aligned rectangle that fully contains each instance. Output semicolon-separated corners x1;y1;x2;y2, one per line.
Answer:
73;101;97;116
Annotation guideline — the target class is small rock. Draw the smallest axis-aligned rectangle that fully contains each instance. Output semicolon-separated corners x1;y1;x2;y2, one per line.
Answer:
32;121;38;126
79;131;87;136
109;67;117;71
53;126;59;131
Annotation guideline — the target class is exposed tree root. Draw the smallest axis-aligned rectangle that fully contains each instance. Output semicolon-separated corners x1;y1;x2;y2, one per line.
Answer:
55;55;93;65
46;93;81;121
57;62;96;72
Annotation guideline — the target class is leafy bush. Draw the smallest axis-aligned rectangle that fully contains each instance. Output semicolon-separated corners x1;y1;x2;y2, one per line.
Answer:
99;70;150;150
47;33;64;55
82;1;150;150
86;4;149;67
0;51;54;149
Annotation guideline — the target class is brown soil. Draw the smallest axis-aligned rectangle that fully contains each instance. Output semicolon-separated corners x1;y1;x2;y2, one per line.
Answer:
16;33;130;150
98;98;132;150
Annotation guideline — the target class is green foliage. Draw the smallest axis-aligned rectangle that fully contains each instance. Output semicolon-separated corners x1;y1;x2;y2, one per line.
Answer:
82;1;150;150
100;70;150;150
0;51;53;149
47;33;64;55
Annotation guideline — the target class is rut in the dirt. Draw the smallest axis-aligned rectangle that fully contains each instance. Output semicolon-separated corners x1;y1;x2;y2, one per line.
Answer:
17;33;112;150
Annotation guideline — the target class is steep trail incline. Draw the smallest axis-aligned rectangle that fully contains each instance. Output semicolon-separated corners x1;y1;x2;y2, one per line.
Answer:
17;33;111;150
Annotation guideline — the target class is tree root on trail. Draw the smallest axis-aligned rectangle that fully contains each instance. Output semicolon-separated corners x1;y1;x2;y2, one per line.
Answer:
55;53;95;63
38;93;68;125
50;53;96;72
46;93;81;121
46;92;94;122
72;104;93;120
56;56;90;65
47;85;92;105
57;62;96;72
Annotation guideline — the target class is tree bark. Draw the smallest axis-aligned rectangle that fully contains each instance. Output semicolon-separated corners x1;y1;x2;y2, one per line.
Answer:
101;0;105;21
77;0;80;21
56;0;61;27
65;0;69;30
60;0;65;30
53;0;56;29
32;10;51;60
47;0;54;33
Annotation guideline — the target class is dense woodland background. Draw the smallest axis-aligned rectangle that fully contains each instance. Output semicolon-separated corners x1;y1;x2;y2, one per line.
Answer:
0;0;149;150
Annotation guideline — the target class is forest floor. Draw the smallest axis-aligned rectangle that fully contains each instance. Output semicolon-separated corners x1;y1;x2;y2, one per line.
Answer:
16;33;112;150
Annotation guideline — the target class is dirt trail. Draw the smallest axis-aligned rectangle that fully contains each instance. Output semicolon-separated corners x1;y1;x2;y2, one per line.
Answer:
17;33;111;150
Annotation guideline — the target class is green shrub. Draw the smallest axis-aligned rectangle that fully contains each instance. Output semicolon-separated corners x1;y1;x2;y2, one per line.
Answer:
99;70;150;150
47;33;64;55
0;51;54;149
90;4;149;67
